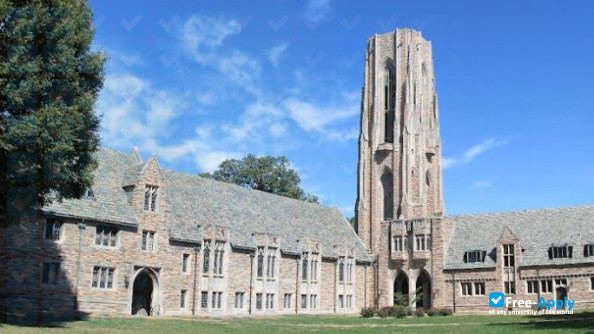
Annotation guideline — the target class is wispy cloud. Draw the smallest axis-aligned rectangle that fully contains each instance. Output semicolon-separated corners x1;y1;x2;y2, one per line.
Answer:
267;44;288;67
180;15;242;64
305;0;331;23
443;138;507;169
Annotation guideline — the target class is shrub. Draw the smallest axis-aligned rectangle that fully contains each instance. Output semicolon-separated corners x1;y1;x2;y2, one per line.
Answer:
360;307;375;318
427;308;440;317
391;306;409;318
414;307;425;317
377;307;392;318
439;308;453;316
393;292;409;307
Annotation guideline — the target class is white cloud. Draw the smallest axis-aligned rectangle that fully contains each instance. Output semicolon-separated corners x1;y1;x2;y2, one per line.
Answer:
443;138;507;169
284;98;358;132
269;122;288;137
267;44;288;67
305;0;331;23
218;50;261;86
195;124;215;140
180;15;242;64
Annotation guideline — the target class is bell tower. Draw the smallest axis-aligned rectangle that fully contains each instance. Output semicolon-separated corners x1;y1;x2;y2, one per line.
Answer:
355;29;445;309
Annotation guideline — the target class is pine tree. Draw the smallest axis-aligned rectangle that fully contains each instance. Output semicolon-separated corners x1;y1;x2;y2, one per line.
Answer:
0;0;105;224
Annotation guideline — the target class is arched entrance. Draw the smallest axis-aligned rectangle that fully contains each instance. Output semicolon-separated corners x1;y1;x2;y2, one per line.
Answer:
393;270;409;306
415;270;431;309
131;268;158;316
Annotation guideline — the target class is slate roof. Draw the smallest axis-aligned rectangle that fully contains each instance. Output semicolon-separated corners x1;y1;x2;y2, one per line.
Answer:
44;148;372;263
444;206;594;270
43;149;140;226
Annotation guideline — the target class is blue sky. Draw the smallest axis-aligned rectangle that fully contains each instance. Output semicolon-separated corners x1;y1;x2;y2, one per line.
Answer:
89;0;594;217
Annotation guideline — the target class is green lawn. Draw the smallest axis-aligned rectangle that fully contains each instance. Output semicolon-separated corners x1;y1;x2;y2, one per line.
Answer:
2;310;594;334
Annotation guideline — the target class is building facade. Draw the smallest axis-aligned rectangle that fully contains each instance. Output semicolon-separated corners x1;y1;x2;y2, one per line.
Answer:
356;28;594;312
2;28;594;322
1;148;371;319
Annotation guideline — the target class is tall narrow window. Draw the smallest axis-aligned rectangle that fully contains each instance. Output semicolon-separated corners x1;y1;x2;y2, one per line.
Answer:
203;245;210;274
267;248;276;279
503;244;515;267
201;291;208;308
144;185;159;212
180;290;187;308
182;253;190;273
257;248;264;278
141;230;155;251
384;64;395;143
382;171;393;220
301;253;308;281
256;293;263;310
338;257;345;283
310;253;319;281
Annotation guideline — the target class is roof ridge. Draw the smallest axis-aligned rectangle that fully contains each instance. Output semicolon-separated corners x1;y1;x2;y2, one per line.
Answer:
447;204;594;218
162;167;331;210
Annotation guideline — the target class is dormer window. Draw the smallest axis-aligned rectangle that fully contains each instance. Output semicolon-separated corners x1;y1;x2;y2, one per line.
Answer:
82;187;95;200
463;250;486;263
548;245;572;259
144;185;158;212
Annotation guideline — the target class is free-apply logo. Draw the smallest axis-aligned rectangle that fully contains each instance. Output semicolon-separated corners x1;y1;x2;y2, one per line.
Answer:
489;292;505;307
489;292;575;311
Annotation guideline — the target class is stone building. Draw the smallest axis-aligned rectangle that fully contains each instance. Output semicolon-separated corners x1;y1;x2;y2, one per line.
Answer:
2;148;371;318
2;28;594;321
356;28;594;312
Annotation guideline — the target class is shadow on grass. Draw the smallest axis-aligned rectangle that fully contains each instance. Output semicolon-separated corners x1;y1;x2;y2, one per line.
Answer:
488;311;594;331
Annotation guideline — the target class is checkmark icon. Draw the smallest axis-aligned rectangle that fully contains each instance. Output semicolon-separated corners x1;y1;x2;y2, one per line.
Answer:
489;292;505;307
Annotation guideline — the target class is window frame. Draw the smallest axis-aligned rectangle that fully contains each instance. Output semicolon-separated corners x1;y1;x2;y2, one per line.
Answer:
541;280;553;293
144;185;159;212
503;244;515;267
180;290;187;308
283;293;292;309
91;266;115;290
44;219;64;242
141;230;156;251
95;225;118;248
235;292;245;309
461;282;473;296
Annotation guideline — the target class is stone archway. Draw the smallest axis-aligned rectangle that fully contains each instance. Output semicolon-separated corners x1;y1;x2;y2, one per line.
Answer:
393;270;409;306
415;269;431;309
131;268;159;316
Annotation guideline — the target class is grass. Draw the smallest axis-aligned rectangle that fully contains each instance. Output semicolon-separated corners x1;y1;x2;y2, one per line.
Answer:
2;310;594;333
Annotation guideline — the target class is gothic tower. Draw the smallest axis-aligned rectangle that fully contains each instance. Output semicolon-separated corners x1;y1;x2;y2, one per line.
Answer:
356;29;446;309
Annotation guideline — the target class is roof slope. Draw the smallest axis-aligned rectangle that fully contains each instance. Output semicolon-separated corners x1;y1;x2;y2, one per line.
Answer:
44;148;371;262
165;169;371;262
445;206;594;269
43;148;140;226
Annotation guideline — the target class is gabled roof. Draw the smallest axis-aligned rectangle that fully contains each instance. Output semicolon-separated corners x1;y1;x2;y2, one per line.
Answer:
44;148;372;263
43;148;139;226
444;206;594;270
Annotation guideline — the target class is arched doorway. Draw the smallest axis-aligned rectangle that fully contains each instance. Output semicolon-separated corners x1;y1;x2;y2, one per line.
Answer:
131;268;157;316
393;270;409;306
415;270;431;309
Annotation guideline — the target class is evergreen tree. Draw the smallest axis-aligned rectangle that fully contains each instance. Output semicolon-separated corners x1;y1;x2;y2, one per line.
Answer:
0;0;105;224
200;154;320;204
